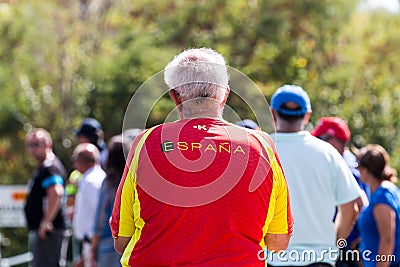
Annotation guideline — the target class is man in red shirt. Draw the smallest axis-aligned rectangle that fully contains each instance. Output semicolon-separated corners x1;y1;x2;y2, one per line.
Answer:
110;48;293;266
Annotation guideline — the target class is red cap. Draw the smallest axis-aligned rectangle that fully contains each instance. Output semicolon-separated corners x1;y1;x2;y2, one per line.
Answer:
311;117;351;142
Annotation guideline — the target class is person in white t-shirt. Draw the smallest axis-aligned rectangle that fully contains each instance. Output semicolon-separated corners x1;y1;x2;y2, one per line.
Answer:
71;143;106;267
267;85;363;267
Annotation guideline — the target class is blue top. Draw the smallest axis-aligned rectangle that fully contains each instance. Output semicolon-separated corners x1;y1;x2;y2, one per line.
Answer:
93;178;118;253
358;182;400;267
343;150;370;198
342;150;370;245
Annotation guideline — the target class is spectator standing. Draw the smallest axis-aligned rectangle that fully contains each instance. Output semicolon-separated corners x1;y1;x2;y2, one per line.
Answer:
90;135;131;267
311;117;370;197
110;48;293;266
24;128;67;267
267;85;362;267
66;117;107;208
312;116;369;267
72;143;106;267
66;118;108;264
357;144;400;267
74;118;108;167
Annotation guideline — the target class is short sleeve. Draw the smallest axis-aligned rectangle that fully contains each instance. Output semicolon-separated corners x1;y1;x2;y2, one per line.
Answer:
110;152;137;238
374;187;398;210
267;156;294;235
250;131;294;236
41;175;64;189
110;129;152;238
333;151;362;205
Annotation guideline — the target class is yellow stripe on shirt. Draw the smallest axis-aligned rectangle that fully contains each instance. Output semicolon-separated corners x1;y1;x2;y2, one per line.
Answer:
118;127;157;266
251;131;290;248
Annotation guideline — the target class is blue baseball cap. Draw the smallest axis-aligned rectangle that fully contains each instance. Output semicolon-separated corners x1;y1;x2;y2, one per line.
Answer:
235;119;259;130
271;85;311;116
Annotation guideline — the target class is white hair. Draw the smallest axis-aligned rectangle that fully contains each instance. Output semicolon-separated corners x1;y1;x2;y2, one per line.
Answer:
164;48;229;101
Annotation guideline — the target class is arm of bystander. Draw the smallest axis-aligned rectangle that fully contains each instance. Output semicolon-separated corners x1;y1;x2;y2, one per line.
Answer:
335;199;358;241
374;204;395;267
39;183;64;239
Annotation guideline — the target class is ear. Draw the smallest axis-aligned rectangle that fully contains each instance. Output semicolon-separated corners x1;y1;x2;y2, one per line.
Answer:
270;108;278;123
169;89;181;106
303;111;312;124
220;86;230;107
169;89;183;116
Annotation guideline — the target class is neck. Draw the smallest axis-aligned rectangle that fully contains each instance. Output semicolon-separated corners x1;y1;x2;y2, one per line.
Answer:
81;164;96;175
275;120;304;133
180;101;223;119
38;150;55;165
369;178;383;193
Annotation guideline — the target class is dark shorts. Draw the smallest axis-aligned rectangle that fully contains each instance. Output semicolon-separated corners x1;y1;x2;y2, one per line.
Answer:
29;230;64;267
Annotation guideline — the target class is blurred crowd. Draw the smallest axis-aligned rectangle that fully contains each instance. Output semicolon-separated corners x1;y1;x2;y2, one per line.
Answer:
24;118;141;267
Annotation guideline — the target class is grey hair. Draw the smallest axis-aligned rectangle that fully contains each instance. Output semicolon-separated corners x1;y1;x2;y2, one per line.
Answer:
164;48;229;101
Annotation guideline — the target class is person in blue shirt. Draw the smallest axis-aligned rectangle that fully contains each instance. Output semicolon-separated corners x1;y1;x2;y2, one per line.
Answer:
311;117;370;197
312;117;370;267
358;144;400;267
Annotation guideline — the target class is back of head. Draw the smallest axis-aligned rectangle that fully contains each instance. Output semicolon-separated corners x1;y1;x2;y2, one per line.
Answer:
73;143;100;167
311;117;351;143
75;118;104;149
164;48;229;102
271;85;311;121
122;128;143;147
358;144;397;183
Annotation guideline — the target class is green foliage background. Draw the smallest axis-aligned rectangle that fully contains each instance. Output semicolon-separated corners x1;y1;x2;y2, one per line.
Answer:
1;0;400;260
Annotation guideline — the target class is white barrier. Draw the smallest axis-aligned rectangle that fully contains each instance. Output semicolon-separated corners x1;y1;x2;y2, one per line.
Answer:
0;185;28;228
0;252;33;267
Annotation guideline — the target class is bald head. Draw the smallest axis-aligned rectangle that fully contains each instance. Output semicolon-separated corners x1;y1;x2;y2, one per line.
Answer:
72;143;100;173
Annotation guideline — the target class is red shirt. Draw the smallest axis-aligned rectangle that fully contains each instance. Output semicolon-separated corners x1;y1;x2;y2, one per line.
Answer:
110;118;293;267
